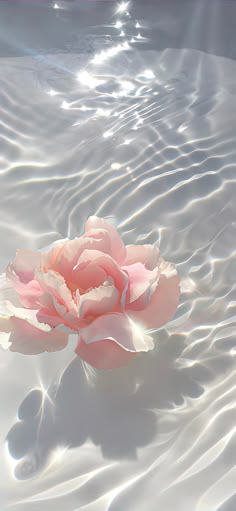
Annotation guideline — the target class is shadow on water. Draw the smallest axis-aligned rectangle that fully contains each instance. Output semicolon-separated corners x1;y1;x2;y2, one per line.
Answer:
6;330;211;480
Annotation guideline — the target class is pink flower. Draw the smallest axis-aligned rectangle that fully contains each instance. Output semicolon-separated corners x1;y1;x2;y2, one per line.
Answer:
0;217;180;369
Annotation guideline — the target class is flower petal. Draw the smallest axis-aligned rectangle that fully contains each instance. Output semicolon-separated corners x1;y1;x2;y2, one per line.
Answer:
35;269;75;310
78;284;119;319
125;244;161;270
85;216;126;264
76;250;128;304
0;273;22;314
122;262;159;307
75;312;154;369
75;337;136;370
6;249;42;283
54;236;112;283
8;317;68;354
11;279;43;309
5;250;44;308
35;270;82;331
82;228;111;254
0;307;68;354
72;263;107;292
0;316;12;349
128;260;180;329
42;241;66;272
1;302;52;331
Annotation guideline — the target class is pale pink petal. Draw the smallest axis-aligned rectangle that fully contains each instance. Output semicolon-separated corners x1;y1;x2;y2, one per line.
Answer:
0;303;68;354
75;250;128;305
6;249;42;283
37;295;86;331
122;262;159;306
128;260;180;329
0;303;66;345
79;312;153;350
125;244;161;270
42;242;65;272
5;249;43;309
72;263;107;292
82;228;111;254
6;250;42;308
11;279;43;309
8;317;68;354
35;269;74;309
75;312;153;369
56;236;112;284
85;216;126;264
35;270;82;331
75;337;136;370
36;306;66;328
0;274;22;313
0;316;12;349
79;284;119;319
1;302;48;325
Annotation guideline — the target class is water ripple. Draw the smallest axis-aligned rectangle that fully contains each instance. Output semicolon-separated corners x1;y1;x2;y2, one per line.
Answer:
1;1;236;510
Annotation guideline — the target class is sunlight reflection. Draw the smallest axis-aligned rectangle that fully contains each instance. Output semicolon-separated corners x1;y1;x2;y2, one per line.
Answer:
112;80;135;98
48;89;60;96
91;42;129;65
5;442;17;478
53;3;59;8
116;2;129;14
61;100;69;110
80;105;92;112
115;20;123;29
103;131;114;139
140;69;155;79
96;108;111;118
178;123;188;133
120;80;135;93
111;162;122;170
77;71;106;89
48;446;68;468
129;317;147;340
123;138;134;145
38;382;54;408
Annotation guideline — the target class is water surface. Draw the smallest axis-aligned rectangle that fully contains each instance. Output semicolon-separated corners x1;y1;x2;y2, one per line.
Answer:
1;1;236;510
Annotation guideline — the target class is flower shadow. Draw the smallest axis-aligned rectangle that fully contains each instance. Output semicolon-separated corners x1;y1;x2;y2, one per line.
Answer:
6;330;209;480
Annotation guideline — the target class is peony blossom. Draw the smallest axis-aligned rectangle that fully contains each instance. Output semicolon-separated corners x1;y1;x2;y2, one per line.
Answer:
0;216;180;369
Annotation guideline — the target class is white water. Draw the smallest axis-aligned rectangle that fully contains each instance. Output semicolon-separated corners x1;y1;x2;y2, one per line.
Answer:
1;1;236;510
